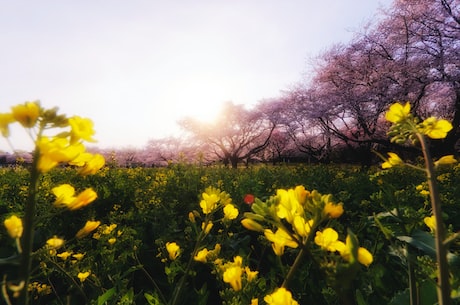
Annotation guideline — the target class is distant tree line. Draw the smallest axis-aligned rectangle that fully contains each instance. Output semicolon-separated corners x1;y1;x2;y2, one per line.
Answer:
2;0;459;168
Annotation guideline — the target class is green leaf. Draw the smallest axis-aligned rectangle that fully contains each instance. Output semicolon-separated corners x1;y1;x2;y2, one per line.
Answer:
144;292;162;305
397;229;460;266
97;287;116;305
388;288;410;305
356;289;367;305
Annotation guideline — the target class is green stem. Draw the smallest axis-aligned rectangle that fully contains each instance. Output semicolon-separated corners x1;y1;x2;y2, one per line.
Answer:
417;133;451;305
281;246;307;289
169;224;207;305
17;146;41;305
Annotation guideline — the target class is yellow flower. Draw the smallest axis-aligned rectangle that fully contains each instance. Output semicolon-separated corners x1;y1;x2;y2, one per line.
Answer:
420;117;453;139
77;271;91;282
276;188;303;224
264;287;299;305
434;155;457;167
199;192;219;214
166;242;180;260
250;299;259;305
46;236;64;249
72;253;85;260
108;238;116;245
0;113;14;137
264;228;298;256
314;228;342;252
37;137;85;172
75;220;101;239
223;203;239;220
201;221;213;234
323;201;344;219
245;266;258;282
11;101;40;128
293;216;313;238
52;184;76;207
385;102;411;123
336;235;373;267
4;215;23;239
194;248;209;263
357;247;374;267
68;116;96;144
241;218;264;232
103;223;118;235
56;251;72;260
71;153;106;176
424;215;436;232
381;152;403;169
69;188;98;210
223;265;243;291
420;190;430;196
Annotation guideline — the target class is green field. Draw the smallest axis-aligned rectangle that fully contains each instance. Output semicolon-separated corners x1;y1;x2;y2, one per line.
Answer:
2;163;459;304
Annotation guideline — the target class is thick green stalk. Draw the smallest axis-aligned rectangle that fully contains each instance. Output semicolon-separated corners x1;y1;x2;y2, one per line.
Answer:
281;246;307;289
417;134;451;305
17;147;41;305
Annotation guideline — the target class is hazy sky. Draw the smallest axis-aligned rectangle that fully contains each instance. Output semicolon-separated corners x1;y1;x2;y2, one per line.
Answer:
0;0;392;152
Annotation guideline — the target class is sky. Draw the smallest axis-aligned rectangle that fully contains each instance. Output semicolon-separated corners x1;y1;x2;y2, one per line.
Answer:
0;0;392;152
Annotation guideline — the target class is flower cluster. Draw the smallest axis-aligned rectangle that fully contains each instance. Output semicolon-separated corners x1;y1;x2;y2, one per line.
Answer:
1;101;107;302
382;102;456;169
242;186;352;259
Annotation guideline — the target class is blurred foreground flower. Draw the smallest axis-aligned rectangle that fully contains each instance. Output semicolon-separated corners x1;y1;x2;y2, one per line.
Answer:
4;215;23;239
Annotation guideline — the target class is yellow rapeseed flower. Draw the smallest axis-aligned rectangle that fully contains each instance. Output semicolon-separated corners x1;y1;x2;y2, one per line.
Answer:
314;228;342;252
336;235;373;267
200;192;219;214
77;271;91;282
4;215;23;239
72;253;85;260
381;152;403;169
166;242;180;260
52;184;76;208
434;155;457;167
424;215;436;232
75;220;101;239
264;287;299;305
420;117;453;139
357;247;374;267
223;203;239;220
37;137;85;172
11;101;40;128
46;236;64;249
108;238;116;245
56;251;72;260
264;228;298;256
385;102;411;123
241;218;264;232
103;223;118;235
78;153;106;175
68;188;98;210
293;216;313;238
245;266;258;282
276;188;303;224
223;265;243;291
323;201;344;219
194;248;209;263
201;221;213;234
68;116;96;144
0;113;14;137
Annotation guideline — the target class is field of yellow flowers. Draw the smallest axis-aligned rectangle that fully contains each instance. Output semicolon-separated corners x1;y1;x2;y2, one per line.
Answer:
1;101;460;305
